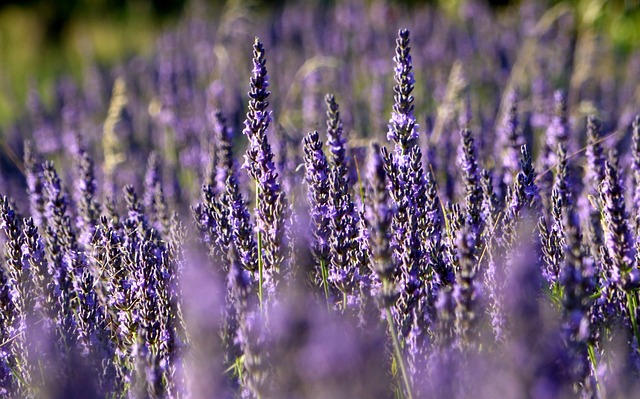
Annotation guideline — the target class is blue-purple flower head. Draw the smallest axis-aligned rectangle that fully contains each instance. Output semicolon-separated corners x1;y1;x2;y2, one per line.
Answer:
387;29;419;153
548;90;569;146
248;37;270;112
303;132;332;248
242;37;274;178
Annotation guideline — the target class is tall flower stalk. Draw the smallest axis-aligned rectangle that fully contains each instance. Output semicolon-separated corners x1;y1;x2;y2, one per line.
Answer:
381;28;422;399
0;197;34;396
303;131;332;301
242;37;288;307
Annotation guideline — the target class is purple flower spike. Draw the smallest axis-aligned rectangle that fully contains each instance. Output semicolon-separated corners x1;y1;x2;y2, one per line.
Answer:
632;116;640;235
24;141;45;227
365;143;395;306
325;94;350;179
303;131;332;281
543;90;570;166
76;149;100;248
387;29;419;157
226;174;258;274
212;111;235;196
458;129;483;239
242;37;289;293
600;151;635;290
497;90;524;186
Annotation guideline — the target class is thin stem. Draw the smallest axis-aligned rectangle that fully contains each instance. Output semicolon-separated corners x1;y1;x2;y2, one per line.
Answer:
534;129;623;184
256;182;264;311
477;212;502;267
587;343;604;399
626;290;640;354
385;306;413;399
428;163;451;238
343;291;347;311
353;155;366;206
320;259;330;306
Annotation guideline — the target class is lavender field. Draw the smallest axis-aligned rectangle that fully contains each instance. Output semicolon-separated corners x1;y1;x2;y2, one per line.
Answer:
2;0;640;398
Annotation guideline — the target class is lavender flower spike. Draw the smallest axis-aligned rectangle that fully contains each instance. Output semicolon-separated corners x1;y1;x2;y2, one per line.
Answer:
498;90;523;185
542;91;570;168
559;209;595;389
632;116;640;235
325;94;349;174
365;143;395;306
76;149;100;248
325;94;354;191
302;131;332;287
242;39;271;175
583;116;606;264
242;37;288;296
458;128;483;238
24;140;45;227
600;151;635;289
226;174;259;274
388;29;419;157
212;111;235;196
453;227;480;347
0;196;33;396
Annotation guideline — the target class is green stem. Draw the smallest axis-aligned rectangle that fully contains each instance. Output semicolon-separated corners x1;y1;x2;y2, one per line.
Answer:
587;343;604;399
385;307;413;399
256;183;264;311
320;259;330;305
626;290;640;351
343;291;347;311
353;155;366;206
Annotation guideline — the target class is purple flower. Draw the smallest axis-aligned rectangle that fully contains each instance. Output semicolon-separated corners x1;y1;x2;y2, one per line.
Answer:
387;29;419;157
327;164;362;306
453;228;481;347
506;145;540;221
632;116;640;234
212;110;235;196
143;152;162;221
242;37;289;297
76;148;100;248
583;116;606;267
364;143;395;306
424;170;451;288
325;93;350;182
600;151;635;290
559;209;595;386
23;141;45;227
497;90;524;187
303;131;332;286
458;128;483;239
0;196;32;395
226;174;258;274
541;90;570;172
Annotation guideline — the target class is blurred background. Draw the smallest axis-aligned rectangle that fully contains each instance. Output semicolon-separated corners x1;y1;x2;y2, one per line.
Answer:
0;0;638;126
0;0;189;125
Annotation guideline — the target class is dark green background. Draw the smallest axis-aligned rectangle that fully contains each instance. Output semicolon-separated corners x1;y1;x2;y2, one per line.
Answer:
0;0;638;125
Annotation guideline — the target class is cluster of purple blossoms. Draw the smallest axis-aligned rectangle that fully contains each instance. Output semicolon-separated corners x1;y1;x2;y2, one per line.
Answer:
2;1;640;398
242;37;289;302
